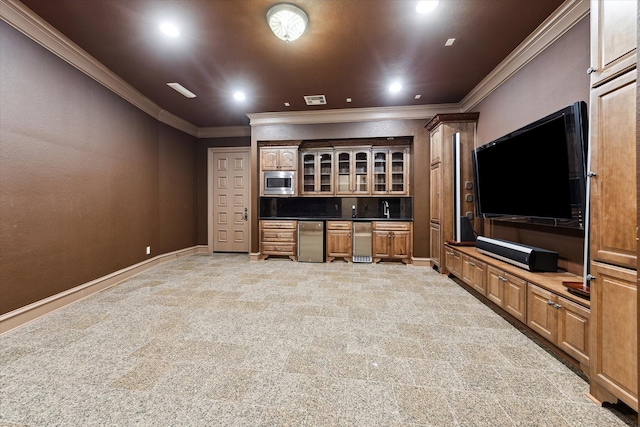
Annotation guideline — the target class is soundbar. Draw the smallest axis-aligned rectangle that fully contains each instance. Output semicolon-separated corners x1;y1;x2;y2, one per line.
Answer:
476;236;558;272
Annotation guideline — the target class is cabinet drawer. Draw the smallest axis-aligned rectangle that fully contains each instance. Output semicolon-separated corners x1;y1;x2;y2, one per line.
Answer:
261;230;296;242
373;221;411;231
327;221;352;230
261;243;296;255
260;220;296;229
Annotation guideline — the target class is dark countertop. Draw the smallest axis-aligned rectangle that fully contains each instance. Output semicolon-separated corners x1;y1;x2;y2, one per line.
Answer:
259;217;412;221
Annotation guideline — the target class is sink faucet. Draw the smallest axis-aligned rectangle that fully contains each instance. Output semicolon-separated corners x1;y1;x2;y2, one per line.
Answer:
383;201;390;218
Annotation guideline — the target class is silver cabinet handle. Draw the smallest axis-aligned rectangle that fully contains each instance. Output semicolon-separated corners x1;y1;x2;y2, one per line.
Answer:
547;300;554;306
554;304;562;309
469;262;475;266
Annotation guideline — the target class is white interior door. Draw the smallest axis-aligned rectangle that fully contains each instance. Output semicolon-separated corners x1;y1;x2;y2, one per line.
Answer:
211;150;250;252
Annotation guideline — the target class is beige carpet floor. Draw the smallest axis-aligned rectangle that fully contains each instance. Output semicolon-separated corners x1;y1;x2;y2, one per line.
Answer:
0;253;636;426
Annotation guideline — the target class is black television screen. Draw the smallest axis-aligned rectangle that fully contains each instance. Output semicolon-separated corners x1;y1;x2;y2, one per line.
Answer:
472;101;588;229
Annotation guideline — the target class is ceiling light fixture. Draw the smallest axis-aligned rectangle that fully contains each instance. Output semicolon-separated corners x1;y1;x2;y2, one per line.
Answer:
167;83;196;98
159;22;180;37
389;82;402;93
414;94;422;100
445;38;456;46
233;91;246;101
284;102;291;107
267;3;309;42
416;1;439;14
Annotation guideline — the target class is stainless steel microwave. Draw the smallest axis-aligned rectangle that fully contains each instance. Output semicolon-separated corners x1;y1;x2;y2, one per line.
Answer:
263;171;295;195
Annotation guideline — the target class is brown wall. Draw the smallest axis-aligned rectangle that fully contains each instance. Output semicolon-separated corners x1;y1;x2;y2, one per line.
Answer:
196;136;251;244
250;120;430;257
470;16;590;275
0;22;198;315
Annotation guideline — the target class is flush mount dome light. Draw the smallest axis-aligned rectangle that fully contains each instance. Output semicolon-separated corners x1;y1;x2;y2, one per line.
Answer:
416;0;439;14
267;3;309;42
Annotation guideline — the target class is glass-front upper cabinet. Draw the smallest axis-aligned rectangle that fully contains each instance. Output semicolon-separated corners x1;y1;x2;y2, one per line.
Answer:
372;148;409;195
301;150;334;195
336;149;370;195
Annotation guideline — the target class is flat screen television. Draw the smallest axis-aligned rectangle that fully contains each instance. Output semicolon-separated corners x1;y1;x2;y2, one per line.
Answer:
472;101;588;229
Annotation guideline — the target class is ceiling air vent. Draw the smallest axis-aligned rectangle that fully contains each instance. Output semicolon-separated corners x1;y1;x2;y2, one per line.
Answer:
304;95;327;105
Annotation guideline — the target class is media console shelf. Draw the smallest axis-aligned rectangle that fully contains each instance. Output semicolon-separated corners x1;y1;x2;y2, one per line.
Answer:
444;244;590;375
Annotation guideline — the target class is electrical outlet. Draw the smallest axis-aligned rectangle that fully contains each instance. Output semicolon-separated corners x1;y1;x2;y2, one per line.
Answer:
146;246;151;255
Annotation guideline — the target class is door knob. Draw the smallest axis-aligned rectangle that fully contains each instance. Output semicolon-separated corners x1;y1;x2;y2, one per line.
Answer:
243;208;248;221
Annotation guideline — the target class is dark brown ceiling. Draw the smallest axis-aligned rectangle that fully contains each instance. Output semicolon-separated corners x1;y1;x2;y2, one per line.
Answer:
19;0;564;128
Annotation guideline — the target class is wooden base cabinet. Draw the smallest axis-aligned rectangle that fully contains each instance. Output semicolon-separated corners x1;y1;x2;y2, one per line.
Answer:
528;284;590;369
589;262;637;411
461;255;487;296
372;221;412;264
487;266;527;323
445;248;462;278
259;220;297;261
326;221;352;263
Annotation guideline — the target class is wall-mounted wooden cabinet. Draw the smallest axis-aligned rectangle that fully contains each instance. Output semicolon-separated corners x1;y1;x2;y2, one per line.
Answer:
300;150;334;195
371;148;410;195
260;147;298;171
587;0;637;412
426;113;479;274
336;149;371;195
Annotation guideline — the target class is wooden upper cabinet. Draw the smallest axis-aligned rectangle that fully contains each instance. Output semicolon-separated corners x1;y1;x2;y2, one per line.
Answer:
589;70;637;269
260;147;298;171
371;148;410;195
430;126;442;165
300;150;333;195
335;149;370;195
590;0;637;87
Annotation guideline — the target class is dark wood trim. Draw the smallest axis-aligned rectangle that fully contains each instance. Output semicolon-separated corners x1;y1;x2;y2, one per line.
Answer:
424;113;480;131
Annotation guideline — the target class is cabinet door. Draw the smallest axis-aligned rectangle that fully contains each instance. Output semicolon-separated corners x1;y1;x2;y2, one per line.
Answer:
430;127;442;165
261;148;280;170
327;229;352;259
461;255;474;286
466;257;486;296
589;71;637;269
556;296;590;368
353;150;370;194
590;261;638;410
301;152;317;194
372;150;388;194
318;152;333;194
527;284;556;342
391;230;411;259
336;151;352;194
430;163;441;223
390;149;408;194
503;273;527;323
430;223;441;268
278;148;297;170
445;249;461;278
590;0;637;87
486;266;504;307
372;231;391;259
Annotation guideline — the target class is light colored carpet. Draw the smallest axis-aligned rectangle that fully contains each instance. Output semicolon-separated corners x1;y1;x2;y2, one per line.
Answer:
0;253;634;426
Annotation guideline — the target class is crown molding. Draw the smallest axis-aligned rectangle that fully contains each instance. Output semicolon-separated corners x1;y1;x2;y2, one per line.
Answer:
0;0;199;137
198;126;251;139
460;0;589;112
247;103;461;127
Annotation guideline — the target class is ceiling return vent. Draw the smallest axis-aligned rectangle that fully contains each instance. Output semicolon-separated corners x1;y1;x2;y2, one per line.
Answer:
304;95;327;105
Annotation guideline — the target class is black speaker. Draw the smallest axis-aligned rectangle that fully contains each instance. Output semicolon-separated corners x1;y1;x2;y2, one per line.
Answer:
454;216;476;243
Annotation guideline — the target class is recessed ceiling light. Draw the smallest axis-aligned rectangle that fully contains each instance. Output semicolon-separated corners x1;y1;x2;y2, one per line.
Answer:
346;98;352;103
416;1;439;14
445;38;456;46
233;91;246;101
415;94;422;100
389;83;402;93
284;102;291;107
159;22;180;37
167;82;196;98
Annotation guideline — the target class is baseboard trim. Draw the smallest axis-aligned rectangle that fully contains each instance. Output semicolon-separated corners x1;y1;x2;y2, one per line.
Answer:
0;245;209;335
249;252;262;262
411;257;433;267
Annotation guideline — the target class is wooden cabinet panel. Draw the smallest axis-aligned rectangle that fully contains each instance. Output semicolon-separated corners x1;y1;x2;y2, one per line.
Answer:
430;222;440;268
590;262;637;410
504;273;527;323
430;163;441;223
430;126;442;165
527;284;556;342
372;230;391;259
590;0;637;87
372;148;410;195
486;265;505;307
260;147;298;171
461;255;486;296
589;71;637;269
259;220;297;261
300;150;334;195
557;297;590;367
445;248;461;278
391;230;411;258
335;149;371;195
326;221;352;262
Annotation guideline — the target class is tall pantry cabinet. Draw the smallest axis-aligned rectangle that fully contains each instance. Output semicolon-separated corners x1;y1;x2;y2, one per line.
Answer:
426;113;479;275
587;0;637;413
